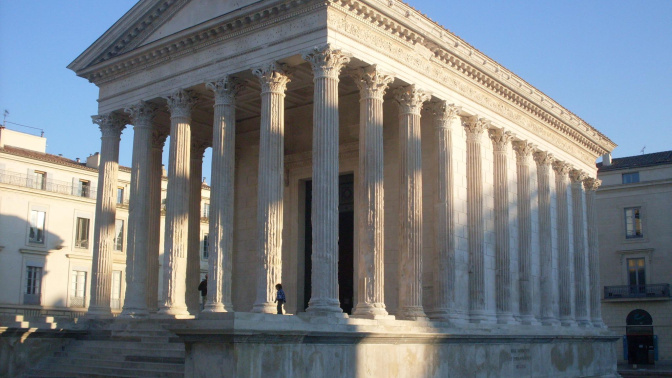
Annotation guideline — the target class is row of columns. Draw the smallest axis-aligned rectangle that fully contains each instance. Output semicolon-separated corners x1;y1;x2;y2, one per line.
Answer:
87;44;604;327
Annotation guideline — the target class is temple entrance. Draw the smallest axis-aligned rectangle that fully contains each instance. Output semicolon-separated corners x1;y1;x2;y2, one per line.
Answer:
626;309;655;365
303;174;355;314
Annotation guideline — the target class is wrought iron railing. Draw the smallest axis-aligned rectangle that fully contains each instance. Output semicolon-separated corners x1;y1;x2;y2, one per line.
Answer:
0;169;97;199
69;296;86;308
604;284;671;300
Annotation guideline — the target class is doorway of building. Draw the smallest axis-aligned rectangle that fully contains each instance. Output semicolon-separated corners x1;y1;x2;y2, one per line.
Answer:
302;174;354;314
626;309;655;365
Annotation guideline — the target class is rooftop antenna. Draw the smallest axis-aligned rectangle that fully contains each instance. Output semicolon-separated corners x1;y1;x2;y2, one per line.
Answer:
640;146;646;155
2;110;8;127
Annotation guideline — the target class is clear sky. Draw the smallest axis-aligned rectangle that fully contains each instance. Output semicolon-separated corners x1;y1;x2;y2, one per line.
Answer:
1;0;671;180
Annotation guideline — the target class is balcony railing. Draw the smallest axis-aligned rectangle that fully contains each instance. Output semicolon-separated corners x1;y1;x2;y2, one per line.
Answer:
604;284;671;300
0;169;97;199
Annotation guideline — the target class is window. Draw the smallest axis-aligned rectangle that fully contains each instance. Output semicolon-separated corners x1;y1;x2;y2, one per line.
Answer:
70;271;87;307
24;266;42;304
79;180;91;197
622;172;640;184
114;219;124;251
203;203;210;218
75;217;90;249
111;270;122;310
117;187;124;204
29;210;46;244
34;171;46;190
625;207;643;239
203;234;209;260
627;258;646;295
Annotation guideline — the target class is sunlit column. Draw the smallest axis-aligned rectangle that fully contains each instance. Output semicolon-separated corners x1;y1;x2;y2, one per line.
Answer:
349;65;393;318
186;140;208;315
395;85;430;320
584;177;605;328
252;63;291;313
489;127;516;324
120;102;154;318
553;161;576;326
571;169;591;327
512;141;537;325
158;89;197;318
426;102;463;322
203;77;241;313
533;151;560;326
88;113;126;318
146;129;168;312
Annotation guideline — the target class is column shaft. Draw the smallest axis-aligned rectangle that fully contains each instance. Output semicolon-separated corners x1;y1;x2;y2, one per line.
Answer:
252;63;290;313
120;102;154;318
554;162;575;326
186;142;206;315
395;85;430;320
350;65;392;318
158;89;196;318
571;170;590;326
204;78;240;313
513;141;536;324
534;151;560;325
88;114;125;318
146;131;167;312
490;128;515;324
585;178;605;327
303;46;351;314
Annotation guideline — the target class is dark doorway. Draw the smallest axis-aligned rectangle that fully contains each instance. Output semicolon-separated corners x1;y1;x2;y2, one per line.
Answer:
303;174;355;314
626;309;655;365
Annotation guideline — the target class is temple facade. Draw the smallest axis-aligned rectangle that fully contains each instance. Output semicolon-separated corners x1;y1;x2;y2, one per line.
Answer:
65;0;619;375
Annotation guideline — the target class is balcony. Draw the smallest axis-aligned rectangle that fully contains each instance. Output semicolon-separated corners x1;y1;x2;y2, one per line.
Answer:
0;169;97;199
604;284;671;301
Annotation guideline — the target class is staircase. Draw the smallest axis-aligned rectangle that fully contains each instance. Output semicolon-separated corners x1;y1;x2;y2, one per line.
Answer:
23;320;185;377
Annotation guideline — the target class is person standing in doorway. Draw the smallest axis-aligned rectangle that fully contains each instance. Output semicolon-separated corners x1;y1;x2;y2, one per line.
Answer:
274;283;286;315
198;274;208;310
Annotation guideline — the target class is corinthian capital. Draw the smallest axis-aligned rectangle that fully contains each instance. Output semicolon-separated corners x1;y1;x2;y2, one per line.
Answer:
427;101;460;129
463;116;490;140
533;151;555;167
351;65;394;101
552;161;572;177
512;140;536;163
302;44;352;79
151;128;169;149
488;128;513;152
191;139;209;160
124;101;155;128
394;84;431;115
570;169;589;184
253;62;292;94
206;76;243;105
583;177;602;191
92;113;126;138
165;89;197;119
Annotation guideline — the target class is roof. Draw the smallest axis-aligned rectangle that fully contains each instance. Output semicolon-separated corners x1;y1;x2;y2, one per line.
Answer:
597;150;672;172
1;145;98;172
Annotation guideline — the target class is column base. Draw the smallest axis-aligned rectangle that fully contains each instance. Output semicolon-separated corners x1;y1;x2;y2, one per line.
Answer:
351;303;390;319
118;307;150;319
251;302;277;314
306;298;343;314
496;312;518;325
516;314;541;326
469;310;497;325
85;306;114;319
559;316;577;327
156;305;193;319
540;316;561;326
202;302;233;314
396;307;428;321
591;318;607;328
576;318;592;327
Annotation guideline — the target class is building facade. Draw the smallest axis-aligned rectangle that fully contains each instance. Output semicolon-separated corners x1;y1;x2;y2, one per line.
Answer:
0;127;210;318
597;151;672;365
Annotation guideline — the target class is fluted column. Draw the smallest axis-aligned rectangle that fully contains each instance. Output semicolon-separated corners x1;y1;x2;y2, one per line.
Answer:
584;177;605;328
252;63;291;313
489;128;516;324
187;140;207;315
203;77;241;313
553;161;575;326
158;89;197;318
146;130;168;312
120;102;155;318
462;116;496;323
426;102;463;322
303;45;351;314
534;151;560;326
88;113;126;318
571;169;591;326
350;65;393;318
512;141;537;325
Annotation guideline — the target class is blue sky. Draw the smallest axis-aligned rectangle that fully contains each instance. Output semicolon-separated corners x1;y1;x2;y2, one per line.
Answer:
1;0;671;179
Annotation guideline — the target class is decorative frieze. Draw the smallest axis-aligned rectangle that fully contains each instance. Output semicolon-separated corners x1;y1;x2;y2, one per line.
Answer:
395;85;430;320
351;65;393;318
88;113;126;318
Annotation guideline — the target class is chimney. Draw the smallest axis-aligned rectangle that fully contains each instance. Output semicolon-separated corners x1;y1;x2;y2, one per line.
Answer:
202;176;207;184
602;153;612;167
86;152;101;169
76;158;81;163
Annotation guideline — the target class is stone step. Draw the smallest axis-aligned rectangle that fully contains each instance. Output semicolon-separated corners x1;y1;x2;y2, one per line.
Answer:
67;339;185;351
27;363;183;378
65;344;185;359
54;351;185;365
58;356;184;372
